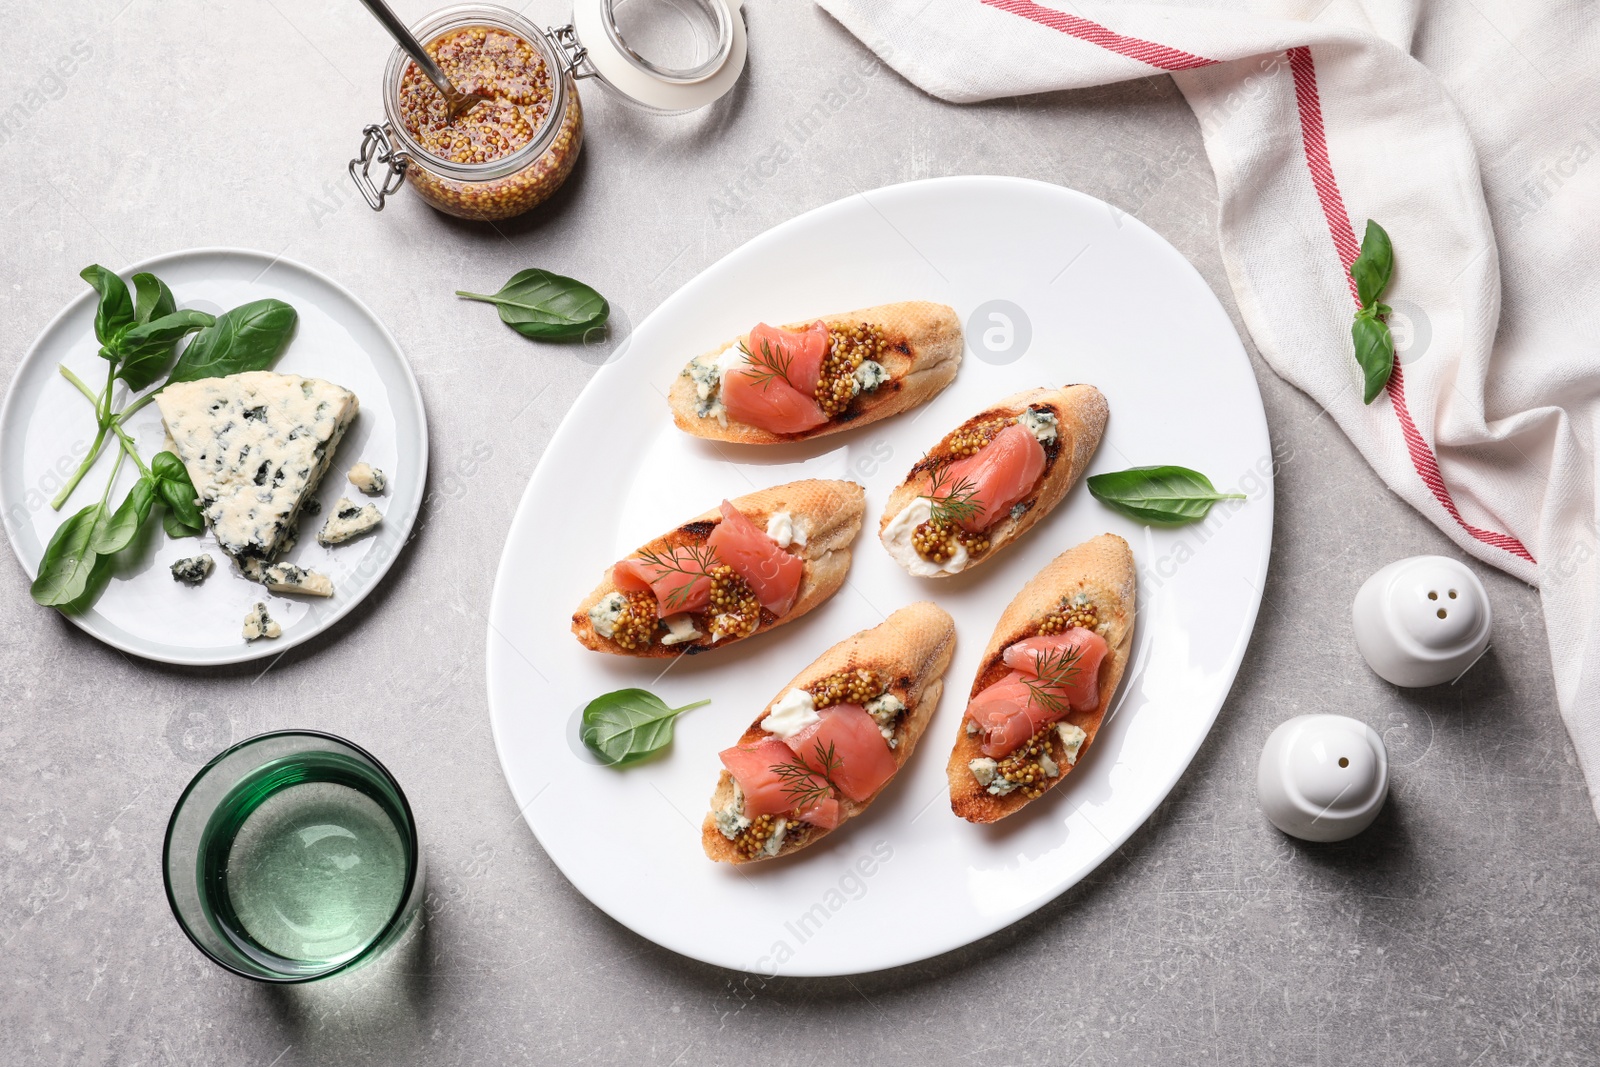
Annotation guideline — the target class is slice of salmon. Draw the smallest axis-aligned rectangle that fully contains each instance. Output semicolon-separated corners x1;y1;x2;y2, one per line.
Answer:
782;704;897;803
967;627;1109;757
720;740;825;818
942;422;1047;532
719;336;830;436
612;549;712;614
747;321;829;398
1001;628;1108;712
705;500;804;615
797;796;842;830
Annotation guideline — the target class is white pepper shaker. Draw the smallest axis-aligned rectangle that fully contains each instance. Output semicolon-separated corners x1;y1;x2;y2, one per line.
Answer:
1257;715;1389;842
1352;555;1491;687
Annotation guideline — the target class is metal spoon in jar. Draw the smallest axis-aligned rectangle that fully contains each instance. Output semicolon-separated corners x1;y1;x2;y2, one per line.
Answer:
356;0;488;121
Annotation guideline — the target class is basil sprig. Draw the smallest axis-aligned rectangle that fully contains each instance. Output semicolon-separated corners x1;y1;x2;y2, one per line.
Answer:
1087;465;1246;526
456;268;610;341
580;688;710;766
32;264;296;612
1349;220;1396;404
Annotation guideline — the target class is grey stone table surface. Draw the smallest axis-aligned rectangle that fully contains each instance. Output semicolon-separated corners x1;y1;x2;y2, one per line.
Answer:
2;2;1596;1064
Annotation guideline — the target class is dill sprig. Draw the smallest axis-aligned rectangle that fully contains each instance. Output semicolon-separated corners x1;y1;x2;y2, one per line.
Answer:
769;739;841;811
633;542;720;612
1021;644;1086;716
919;457;984;526
738;337;795;393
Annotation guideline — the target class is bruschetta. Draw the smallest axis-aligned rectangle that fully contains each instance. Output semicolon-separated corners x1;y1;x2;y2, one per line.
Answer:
879;384;1107;578
703;602;956;863
948;534;1136;824
669;302;963;444
572;479;865;657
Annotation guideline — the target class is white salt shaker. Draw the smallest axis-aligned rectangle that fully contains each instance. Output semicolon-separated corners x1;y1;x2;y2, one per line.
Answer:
1352;555;1491;687
1257;715;1388;842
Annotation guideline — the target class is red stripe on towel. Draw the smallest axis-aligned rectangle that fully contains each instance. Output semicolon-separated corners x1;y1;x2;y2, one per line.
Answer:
1286;46;1534;564
980;0;1218;70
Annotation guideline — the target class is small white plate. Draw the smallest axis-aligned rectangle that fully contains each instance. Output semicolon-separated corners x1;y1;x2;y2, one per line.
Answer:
486;177;1273;976
1;248;427;666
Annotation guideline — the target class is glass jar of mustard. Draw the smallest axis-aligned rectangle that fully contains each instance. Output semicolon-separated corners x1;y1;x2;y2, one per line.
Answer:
351;1;747;222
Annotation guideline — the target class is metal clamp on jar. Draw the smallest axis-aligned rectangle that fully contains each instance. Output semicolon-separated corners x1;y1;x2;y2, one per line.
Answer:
350;0;747;222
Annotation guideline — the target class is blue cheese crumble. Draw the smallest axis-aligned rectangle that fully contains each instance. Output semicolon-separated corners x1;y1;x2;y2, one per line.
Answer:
864;692;907;748
852;360;888;395
239;559;334;597
347;462;386;494
317;499;382;546
170;554;215;585
588;592;628;639
1017;406;1058;445
715;783;752;840
242;603;281;641
968;757;1018;796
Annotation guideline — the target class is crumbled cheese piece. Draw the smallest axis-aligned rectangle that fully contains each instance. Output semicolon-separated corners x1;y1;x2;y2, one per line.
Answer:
852;360;888;395
659;613;703;646
1039;750;1060;778
242;603;281;641
969;757;1019;795
169;555;214;585
347;462;386;494
763;817;788;857
1057;723;1088;766
1018;406;1058;445
764;510;808;549
881;497;970;576
965;720;980;736
317;499;382;546
715;783;752;840
239;559;334;597
588;592;628;638
686;353;727;422
864;693;906;747
761;689;819;738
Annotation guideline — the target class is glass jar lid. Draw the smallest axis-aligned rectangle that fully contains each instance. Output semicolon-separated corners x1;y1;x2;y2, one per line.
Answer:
571;0;746;114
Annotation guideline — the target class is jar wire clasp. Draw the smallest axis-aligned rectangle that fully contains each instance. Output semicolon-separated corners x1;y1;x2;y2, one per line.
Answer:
349;124;410;212
546;25;600;80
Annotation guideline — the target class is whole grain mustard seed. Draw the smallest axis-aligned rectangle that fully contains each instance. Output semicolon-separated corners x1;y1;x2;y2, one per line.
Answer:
817;323;888;418
997;724;1061;799
1038;595;1100;636
707;565;760;641
608;591;658;650
734;813;779;858
946;418;1006;459
395;25;582;221
808;669;883;710
912;518;990;564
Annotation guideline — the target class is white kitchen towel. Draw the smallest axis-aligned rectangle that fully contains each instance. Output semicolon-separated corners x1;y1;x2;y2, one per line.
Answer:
815;0;1600;817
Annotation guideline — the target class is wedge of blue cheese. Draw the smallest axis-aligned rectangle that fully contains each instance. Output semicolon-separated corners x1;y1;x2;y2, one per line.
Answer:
155;371;359;560
242;603;281;641
318;498;382;546
238;559;334;597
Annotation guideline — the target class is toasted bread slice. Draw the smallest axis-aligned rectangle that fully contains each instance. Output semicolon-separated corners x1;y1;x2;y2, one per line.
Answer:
702;602;956;863
879;384;1107;578
948;534;1136;823
571;479;865;657
669;301;962;444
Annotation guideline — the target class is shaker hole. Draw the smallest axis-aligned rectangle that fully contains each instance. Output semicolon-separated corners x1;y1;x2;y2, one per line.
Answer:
1427;591;1438;600
1437;608;1448;619
1338;757;1349;768
1448;589;1458;599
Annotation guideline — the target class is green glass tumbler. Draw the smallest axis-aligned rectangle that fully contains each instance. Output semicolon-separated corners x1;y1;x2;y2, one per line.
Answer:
163;730;424;982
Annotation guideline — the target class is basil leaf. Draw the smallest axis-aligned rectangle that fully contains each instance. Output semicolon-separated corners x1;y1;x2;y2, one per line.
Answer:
166;299;298;385
1353;310;1395;404
153;451;204;530
30;503;106;606
131;272;175;325
1350;220;1393;309
151;450;188;483
162;509;204;540
456;269;610;341
91;477;156;555
1086;465;1247;526
114;310;217;391
580;688;710;766
80;264;134;350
